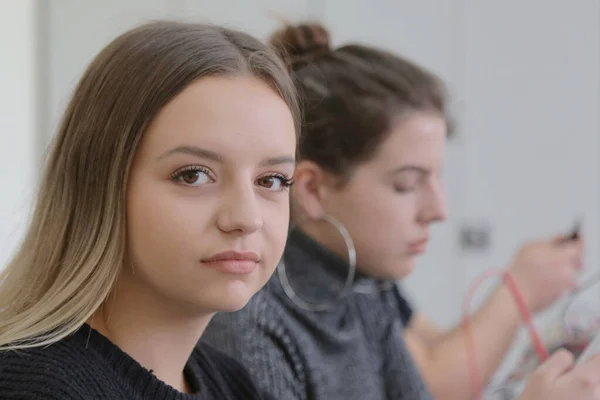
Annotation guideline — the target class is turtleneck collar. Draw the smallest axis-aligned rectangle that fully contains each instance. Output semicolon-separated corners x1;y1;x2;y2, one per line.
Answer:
278;227;394;309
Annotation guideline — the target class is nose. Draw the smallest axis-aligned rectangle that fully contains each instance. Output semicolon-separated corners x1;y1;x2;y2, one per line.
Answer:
418;178;448;224
216;181;263;234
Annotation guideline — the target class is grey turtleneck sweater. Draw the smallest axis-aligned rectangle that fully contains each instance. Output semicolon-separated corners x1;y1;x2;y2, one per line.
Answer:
201;228;433;400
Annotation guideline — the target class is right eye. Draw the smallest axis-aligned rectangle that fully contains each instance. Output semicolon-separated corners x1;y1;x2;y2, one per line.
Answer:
394;184;416;194
393;178;419;193
171;166;213;186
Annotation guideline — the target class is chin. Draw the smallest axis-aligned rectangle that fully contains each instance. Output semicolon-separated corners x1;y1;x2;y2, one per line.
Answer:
385;259;416;280
205;280;258;313
214;296;252;312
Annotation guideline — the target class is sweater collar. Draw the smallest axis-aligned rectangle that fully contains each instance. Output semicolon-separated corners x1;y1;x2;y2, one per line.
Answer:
278;227;394;308
74;324;205;399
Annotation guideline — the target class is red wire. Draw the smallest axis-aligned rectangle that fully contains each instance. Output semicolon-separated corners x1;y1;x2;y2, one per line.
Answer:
503;272;549;362
462;269;549;400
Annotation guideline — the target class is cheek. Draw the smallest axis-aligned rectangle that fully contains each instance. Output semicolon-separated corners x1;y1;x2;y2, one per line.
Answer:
126;176;211;262
260;196;290;270
337;186;416;255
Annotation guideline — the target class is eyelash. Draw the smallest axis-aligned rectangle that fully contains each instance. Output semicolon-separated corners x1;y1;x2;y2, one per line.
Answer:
170;166;294;190
395;185;415;193
262;173;295;190
395;173;442;193
171;165;212;181
394;179;421;193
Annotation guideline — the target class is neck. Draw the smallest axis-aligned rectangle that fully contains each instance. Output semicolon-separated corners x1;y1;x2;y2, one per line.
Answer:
296;220;350;263
89;274;213;393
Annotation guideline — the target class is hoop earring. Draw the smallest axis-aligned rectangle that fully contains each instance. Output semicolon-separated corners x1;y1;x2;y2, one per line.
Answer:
277;214;356;312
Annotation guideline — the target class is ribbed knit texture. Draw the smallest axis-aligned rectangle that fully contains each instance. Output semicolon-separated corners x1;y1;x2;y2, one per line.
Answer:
202;228;433;400
0;323;262;399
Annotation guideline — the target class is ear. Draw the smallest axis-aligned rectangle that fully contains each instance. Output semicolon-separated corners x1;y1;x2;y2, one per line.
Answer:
292;161;333;221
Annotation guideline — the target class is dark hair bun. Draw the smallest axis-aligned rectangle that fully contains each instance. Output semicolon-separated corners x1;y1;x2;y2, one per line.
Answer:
270;23;331;61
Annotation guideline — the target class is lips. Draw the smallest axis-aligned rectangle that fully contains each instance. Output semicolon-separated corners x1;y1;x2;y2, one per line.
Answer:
408;238;428;254
202;251;259;263
201;251;260;275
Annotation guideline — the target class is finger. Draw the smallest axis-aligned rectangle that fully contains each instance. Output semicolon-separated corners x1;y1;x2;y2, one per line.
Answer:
574;255;585;270
553;234;584;248
564;251;585;272
569;236;585;256
558;265;580;291
556;241;583;255
535;349;574;380
554;245;585;269
575;353;600;384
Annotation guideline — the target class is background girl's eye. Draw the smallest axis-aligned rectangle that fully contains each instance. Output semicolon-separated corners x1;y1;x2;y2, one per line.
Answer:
394;178;419;193
394;172;427;193
394;184;416;193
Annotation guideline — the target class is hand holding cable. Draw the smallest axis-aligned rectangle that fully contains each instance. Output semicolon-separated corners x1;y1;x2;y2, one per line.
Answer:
463;227;585;399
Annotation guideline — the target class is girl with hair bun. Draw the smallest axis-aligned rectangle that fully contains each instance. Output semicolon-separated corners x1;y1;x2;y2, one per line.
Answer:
203;22;600;400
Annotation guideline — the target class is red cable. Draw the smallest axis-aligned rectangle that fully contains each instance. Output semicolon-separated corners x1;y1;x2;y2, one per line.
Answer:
462;269;549;400
503;272;549;362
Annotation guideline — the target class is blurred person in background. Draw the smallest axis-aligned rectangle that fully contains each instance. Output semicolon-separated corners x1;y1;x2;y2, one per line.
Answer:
203;22;597;400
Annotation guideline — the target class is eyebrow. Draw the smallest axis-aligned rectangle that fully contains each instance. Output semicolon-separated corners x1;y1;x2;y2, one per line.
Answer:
157;145;295;167
390;165;431;175
158;145;223;162
259;155;296;167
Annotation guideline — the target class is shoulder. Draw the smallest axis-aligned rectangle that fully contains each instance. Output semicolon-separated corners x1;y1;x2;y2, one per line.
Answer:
195;342;254;376
193;343;262;399
0;344;93;399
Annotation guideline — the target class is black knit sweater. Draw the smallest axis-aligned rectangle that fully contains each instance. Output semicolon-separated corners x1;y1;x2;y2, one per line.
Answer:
0;324;262;399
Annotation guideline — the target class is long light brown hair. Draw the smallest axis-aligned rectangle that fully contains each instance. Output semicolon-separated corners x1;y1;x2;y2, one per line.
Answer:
0;20;299;350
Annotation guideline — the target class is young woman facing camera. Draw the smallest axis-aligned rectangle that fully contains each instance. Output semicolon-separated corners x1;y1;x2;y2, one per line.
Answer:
0;21;298;399
202;23;600;400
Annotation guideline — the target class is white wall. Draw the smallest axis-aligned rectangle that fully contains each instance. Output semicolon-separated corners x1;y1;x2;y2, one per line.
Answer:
44;0;314;140
0;1;39;268
44;0;179;143
460;0;600;381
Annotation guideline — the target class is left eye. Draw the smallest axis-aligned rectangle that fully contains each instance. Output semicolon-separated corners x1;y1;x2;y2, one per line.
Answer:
256;175;291;191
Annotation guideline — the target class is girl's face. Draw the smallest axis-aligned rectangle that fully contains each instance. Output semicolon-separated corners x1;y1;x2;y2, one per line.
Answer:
296;111;448;280
124;75;296;315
